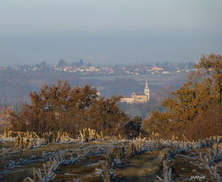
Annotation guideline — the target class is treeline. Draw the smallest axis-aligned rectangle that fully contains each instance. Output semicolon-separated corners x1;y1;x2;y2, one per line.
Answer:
58;59;92;67
8;80;129;137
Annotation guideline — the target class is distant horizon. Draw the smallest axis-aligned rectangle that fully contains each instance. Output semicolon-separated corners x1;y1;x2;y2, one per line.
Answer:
0;30;220;67
0;0;221;67
1;54;196;68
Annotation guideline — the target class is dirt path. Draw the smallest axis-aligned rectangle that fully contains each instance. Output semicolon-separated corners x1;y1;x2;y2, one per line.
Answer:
114;150;162;182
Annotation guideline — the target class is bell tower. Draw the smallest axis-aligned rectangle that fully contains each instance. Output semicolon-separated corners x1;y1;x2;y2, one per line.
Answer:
144;80;150;100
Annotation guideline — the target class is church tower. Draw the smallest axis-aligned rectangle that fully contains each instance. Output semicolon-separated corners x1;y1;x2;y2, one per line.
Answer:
144;80;150;100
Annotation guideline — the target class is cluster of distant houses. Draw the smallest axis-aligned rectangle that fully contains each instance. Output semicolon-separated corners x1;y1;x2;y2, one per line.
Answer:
0;62;196;77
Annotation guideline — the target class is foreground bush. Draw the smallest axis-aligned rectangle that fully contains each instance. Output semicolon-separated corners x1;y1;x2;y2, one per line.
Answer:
9;80;128;137
188;106;222;141
143;53;222;140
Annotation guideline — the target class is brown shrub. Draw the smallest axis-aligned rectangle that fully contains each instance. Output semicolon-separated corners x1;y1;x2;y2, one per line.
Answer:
187;106;222;141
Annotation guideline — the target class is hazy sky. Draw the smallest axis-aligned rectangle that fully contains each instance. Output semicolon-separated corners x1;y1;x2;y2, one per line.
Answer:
0;0;221;66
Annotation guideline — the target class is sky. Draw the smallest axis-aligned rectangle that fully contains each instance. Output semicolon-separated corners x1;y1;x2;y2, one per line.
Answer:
0;0;221;66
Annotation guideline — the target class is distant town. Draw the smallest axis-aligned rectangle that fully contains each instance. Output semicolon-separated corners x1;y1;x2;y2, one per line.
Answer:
0;59;196;76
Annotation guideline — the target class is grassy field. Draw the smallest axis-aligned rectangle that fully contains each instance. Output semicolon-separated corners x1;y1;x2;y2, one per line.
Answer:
1;132;222;182
80;72;190;87
80;73;177;81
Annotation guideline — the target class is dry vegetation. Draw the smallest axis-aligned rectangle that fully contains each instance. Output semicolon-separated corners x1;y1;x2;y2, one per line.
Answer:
1;130;222;182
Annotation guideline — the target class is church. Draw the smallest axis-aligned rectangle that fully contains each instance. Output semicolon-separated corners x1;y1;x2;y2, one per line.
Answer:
121;80;150;104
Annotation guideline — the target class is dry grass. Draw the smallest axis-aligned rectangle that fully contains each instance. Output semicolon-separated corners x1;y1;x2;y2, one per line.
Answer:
1;132;222;182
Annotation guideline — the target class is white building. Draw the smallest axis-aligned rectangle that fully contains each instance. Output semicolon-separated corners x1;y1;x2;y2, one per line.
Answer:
121;80;150;104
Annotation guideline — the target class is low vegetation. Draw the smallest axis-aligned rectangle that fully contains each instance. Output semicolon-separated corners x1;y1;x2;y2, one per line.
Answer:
1;130;222;181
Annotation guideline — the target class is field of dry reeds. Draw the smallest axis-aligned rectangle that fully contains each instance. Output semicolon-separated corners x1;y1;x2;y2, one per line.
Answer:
1;129;222;182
